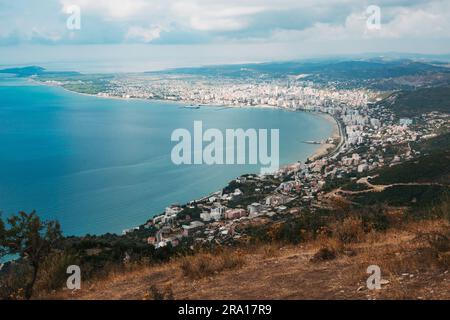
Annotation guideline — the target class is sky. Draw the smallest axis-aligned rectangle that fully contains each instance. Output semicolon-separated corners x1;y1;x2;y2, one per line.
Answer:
1;0;450;72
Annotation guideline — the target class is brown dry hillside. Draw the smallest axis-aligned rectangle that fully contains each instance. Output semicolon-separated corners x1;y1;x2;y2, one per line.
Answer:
46;219;450;300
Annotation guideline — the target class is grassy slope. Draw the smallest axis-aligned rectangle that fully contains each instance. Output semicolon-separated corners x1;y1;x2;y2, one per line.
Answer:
46;219;450;300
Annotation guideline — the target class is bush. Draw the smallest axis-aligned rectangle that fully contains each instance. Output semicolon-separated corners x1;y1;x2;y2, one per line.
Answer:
311;247;336;262
0;262;32;300
243;211;329;244
415;230;450;269
406;193;450;222
341;182;371;192
144;285;174;300
332;217;365;244
180;251;245;279
360;205;391;231
352;185;449;209
430;194;450;222
35;252;80;294
280;212;329;244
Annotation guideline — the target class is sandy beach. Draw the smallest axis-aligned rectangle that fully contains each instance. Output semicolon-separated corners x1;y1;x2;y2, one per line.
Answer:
307;112;342;161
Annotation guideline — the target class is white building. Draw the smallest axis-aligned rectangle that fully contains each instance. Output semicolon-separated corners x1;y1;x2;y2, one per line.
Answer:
200;212;211;222
357;164;369;173
247;203;262;216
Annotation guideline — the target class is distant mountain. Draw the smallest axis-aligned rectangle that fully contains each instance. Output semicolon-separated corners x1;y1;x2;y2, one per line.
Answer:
0;66;46;76
147;59;450;91
0;66;80;78
149;59;450;80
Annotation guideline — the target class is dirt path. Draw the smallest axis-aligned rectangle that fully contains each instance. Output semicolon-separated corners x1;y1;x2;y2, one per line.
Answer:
322;177;446;203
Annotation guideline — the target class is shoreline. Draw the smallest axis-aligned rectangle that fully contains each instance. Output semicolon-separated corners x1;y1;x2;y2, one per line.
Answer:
35;78;344;162
64;84;342;157
305;112;341;162
33;79;344;234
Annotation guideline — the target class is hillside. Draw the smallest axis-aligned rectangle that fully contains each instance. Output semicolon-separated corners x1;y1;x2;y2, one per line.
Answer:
46;219;450;300
369;150;450;185
378;86;450;117
153;59;450;80
0;66;80;78
43;143;450;300
0;66;45;76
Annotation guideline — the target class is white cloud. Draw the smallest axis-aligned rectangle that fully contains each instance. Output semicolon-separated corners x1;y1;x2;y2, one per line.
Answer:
376;5;450;39
125;26;164;42
170;2;268;31
268;1;450;43
60;0;269;31
31;27;62;42
0;0;448;55
57;0;450;38
60;0;152;19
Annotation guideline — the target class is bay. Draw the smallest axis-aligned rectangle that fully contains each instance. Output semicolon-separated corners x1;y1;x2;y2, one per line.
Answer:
0;76;333;236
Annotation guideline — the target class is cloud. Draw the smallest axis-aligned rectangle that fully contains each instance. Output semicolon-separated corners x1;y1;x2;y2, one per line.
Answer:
125;26;164;42
171;2;267;31
0;0;449;57
30;27;62;42
376;4;450;39
60;0;152;20
267;0;450;43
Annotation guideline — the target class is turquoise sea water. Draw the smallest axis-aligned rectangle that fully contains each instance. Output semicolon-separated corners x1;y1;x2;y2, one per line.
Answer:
0;75;333;236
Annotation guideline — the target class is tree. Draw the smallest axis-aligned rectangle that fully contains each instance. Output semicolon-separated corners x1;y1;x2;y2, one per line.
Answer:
0;211;62;299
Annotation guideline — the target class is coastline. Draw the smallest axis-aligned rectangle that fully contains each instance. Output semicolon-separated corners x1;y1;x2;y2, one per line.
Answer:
34;79;343;234
307;112;342;161
41;81;344;167
34;78;344;162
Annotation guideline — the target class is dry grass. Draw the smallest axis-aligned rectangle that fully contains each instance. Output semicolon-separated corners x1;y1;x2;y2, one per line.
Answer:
246;242;284;259
310;237;342;262
310;216;365;262
143;285;175;300
43;219;450;300
332;216;366;244
179;250;246;279
342;219;450;299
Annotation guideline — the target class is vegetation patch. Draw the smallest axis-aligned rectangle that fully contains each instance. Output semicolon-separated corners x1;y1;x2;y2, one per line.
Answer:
379;86;450;117
179;251;245;279
350;185;450;208
369;151;450;185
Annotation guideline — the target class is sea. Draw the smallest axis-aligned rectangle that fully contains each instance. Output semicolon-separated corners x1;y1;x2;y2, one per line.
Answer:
0;74;333;236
